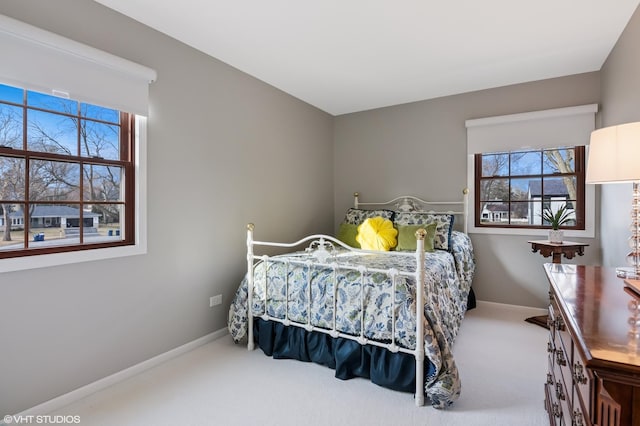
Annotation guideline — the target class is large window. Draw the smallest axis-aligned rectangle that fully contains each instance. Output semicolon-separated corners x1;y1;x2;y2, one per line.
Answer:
0;83;135;258
475;146;585;229
0;14;154;271
465;104;597;237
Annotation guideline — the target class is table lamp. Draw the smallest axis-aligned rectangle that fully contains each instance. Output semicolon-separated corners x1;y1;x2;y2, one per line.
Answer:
586;121;640;279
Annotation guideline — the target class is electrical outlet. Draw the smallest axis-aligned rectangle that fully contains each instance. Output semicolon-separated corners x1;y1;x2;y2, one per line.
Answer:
210;294;222;307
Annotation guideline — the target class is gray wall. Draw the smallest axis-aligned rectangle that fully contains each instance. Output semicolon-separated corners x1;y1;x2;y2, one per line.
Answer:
3;0;638;417
334;73;601;308
0;0;334;415
600;6;640;267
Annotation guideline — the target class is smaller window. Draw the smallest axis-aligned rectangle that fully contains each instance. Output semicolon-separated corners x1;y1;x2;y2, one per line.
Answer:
474;146;585;229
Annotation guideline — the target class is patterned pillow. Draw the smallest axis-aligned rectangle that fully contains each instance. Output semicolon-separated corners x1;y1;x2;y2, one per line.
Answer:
343;208;395;226
393;212;454;251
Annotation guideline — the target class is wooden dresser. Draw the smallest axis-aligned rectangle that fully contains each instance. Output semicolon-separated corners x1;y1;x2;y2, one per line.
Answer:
544;264;640;426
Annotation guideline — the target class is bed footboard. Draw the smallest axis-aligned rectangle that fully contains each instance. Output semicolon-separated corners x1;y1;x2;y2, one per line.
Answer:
245;223;427;406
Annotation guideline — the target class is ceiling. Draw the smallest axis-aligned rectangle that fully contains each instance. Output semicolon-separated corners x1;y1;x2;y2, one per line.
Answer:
95;0;640;116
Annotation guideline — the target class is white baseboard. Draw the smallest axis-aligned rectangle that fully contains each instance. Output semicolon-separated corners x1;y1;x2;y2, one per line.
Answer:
476;300;548;316
12;327;229;418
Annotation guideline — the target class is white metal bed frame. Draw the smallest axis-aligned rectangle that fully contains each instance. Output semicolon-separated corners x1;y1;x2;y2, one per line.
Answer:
245;189;469;407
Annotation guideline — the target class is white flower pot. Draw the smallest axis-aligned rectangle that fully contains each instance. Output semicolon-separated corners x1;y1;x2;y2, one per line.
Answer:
549;230;564;244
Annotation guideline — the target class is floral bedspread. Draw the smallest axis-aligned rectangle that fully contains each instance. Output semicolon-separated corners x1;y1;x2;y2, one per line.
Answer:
228;231;475;408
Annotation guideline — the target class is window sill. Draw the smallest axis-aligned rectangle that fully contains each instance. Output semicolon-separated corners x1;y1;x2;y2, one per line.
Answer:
0;242;147;273
468;226;594;239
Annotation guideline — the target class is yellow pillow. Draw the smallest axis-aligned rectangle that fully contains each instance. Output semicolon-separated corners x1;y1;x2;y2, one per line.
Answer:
356;217;398;251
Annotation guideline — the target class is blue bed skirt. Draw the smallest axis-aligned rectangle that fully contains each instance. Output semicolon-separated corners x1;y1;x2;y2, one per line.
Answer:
253;318;436;395
253;288;475;396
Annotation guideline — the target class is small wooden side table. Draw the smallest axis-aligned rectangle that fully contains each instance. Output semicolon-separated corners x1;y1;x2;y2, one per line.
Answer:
526;240;589;330
528;240;589;264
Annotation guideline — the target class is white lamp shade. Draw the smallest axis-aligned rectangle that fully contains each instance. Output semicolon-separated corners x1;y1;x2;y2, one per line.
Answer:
586;122;640;183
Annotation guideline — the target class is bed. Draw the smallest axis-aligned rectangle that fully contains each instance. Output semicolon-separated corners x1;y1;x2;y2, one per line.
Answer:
227;190;475;408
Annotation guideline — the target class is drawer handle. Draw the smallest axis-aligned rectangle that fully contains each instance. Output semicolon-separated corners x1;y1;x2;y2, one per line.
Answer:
547;316;555;329
546;373;553;386
556;349;567;366
573;361;587;385
555;382;566;401
572;409;584;426
555;316;565;331
552;402;561;418
547;341;554;353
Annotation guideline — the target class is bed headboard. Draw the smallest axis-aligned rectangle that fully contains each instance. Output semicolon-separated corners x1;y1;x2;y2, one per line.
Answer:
353;189;469;233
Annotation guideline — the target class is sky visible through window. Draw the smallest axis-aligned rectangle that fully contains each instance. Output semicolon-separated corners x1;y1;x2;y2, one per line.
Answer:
0;84;120;158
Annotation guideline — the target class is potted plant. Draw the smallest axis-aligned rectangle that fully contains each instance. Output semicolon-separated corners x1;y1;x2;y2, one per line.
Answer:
542;203;572;243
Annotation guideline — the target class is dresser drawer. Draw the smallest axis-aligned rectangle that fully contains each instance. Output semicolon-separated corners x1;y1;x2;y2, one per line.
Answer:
545;381;563;425
551;302;572;365
554;361;574;422
571;352;593;420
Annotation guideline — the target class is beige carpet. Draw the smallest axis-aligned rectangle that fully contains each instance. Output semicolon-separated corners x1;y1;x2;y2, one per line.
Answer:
42;302;549;426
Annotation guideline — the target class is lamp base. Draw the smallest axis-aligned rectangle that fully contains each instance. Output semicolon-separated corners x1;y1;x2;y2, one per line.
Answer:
616;266;640;280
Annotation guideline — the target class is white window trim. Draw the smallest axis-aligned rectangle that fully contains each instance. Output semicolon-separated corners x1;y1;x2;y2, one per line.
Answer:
465;104;597;238
0;117;148;273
